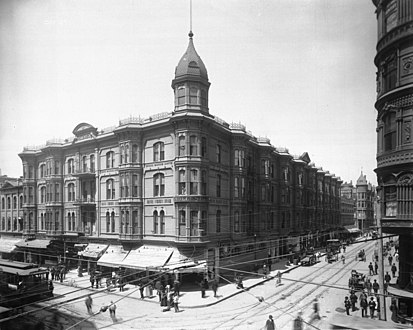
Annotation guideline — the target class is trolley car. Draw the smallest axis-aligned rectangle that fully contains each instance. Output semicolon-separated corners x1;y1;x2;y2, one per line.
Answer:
0;259;52;307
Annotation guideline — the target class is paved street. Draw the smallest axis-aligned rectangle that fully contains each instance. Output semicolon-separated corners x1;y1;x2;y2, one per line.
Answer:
3;236;403;330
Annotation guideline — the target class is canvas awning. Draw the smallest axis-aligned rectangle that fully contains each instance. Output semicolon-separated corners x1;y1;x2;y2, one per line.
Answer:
78;243;108;259
15;239;51;249
346;228;361;233
0;237;21;253
97;245;129;268
120;245;175;270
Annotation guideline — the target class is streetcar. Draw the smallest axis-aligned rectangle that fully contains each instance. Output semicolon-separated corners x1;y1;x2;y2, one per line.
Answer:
0;259;52;307
326;239;341;263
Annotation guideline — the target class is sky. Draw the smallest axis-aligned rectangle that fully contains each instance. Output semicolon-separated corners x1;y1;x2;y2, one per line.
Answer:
0;0;378;185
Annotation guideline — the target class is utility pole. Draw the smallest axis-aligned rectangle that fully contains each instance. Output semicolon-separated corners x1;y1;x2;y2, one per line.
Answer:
377;193;387;321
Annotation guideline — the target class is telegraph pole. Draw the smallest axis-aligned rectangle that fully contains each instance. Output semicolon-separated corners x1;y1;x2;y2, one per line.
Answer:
377;193;387;321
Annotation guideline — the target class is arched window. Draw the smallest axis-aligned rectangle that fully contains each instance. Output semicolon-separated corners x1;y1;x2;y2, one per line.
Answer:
13;196;17;209
160;210;165;234
82;156;87;172
106;151;115;169
67;159;75;174
153;142;165;162
67;212;71;231
40;186;46;203
13;217;17;231
7;197;11;209
106;179;115;199
68;183;75;202
153;210;158;234
111;211;115;233
154;173;165;196
7;217;11;231
19;196;23;208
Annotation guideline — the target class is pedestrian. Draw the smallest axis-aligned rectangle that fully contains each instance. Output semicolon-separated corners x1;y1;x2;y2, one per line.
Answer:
265;315;275;330
390;299;399;323
263;264;268;279
293;311;303;330
51;267;55;281
276;271;282;285
211;278;218;297
173;279;180;296
368;262;374;276
350;291;358;311
85;294;93;315
366;279;372;296
384;271;391;285
90;275;95;289
374;262;378;275
391;263;397;278
368;297;376;318
341;254;345;264
372;279;379;295
200;278;208;298
173;293;180;313
360;296;368;317
394;251;399;262
344;297;351;315
388;254;393;266
310;298;321;322
139;282;145;299
343;245;346;253
108;301;116;323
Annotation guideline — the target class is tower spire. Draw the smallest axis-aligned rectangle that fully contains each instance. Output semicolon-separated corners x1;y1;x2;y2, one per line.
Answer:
189;0;193;38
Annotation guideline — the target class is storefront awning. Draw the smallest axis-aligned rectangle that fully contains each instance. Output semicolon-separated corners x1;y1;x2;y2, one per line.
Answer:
120;245;175;270
78;243;108;259
15;239;51;249
0;237;21;253
97;245;129;268
346;228;361;233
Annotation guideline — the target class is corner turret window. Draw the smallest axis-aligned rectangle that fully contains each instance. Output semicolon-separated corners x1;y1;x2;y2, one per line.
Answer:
189;87;198;104
384;112;396;151
201;90;207;106
177;86;185;105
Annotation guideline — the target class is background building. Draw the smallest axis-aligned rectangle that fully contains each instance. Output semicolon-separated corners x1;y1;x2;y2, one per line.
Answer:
15;31;342;278
373;0;413;318
340;181;356;228
355;172;376;232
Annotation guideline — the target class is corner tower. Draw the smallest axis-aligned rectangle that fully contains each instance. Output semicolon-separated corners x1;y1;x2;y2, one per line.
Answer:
172;31;210;114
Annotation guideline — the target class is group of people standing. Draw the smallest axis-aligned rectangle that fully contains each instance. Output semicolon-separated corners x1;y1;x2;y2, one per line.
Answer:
155;279;181;313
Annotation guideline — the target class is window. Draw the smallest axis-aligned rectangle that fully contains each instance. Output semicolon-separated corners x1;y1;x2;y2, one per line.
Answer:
153;142;165;161
190;135;198;155
201;137;207;157
40;187;46;203
13;196;17;209
179;210;186;236
106;151;115;169
201;170;207;195
153;211;158;233
68;183;75;202
90;155;95;172
55;183;60;202
132;144;138;163
154;173;165;196
160;210;165;234
216;174;221;197
106;179;115;199
241;177;246;198
111;211;115;232
82;156;87;172
179;170;186;195
54;160;60;175
132;174;139;197
200;211;207;236
7;197;11;209
106;212;110;232
201;89;207;106
177;85;185;105
216;210;221;233
1;198;4;210
216;144;221;163
68;159;75;174
384;112;396;151
125;144;129;163
234;211;240;232
179;136;186;156
234;177;239;198
190;210;199;236
190;169;198;195
120;174;129;198
189;87;198;104
39;164;45;178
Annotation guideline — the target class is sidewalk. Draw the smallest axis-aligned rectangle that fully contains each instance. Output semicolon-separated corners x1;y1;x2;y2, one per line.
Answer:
56;258;301;309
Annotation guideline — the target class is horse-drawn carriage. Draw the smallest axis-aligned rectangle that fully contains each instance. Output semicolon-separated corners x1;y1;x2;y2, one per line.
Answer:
348;270;366;291
357;249;367;261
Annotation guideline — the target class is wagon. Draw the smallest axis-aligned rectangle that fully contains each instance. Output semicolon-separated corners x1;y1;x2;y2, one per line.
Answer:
301;254;316;266
349;270;366;291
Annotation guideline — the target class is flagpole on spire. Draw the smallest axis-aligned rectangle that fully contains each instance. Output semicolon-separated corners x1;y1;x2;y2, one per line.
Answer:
189;0;193;38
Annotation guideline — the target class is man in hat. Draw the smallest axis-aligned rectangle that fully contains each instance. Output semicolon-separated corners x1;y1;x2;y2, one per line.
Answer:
265;315;275;330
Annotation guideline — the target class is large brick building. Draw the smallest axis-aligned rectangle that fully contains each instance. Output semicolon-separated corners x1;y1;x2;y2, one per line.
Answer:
373;0;413;318
14;30;342;276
